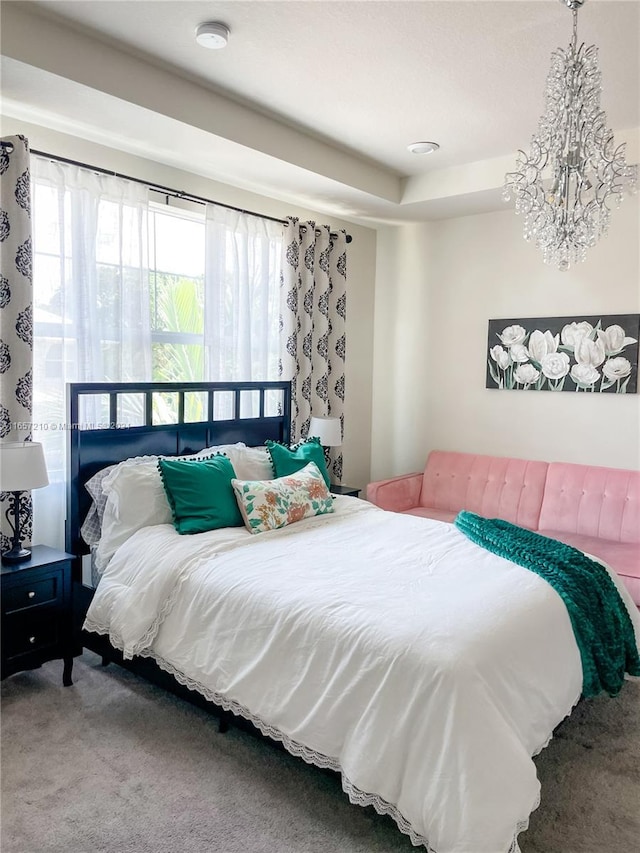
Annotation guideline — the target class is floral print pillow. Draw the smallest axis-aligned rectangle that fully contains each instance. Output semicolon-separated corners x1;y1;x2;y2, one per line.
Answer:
231;462;334;534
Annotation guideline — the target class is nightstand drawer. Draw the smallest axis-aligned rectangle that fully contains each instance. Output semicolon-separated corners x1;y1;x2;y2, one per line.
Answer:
3;576;59;614
3;610;60;658
1;546;75;685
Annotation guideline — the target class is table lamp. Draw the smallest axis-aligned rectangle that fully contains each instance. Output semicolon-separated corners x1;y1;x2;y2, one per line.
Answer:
0;441;49;563
308;416;342;449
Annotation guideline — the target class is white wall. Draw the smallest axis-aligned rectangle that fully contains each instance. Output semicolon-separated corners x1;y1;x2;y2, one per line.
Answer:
372;198;640;479
371;223;432;477
1;117;377;495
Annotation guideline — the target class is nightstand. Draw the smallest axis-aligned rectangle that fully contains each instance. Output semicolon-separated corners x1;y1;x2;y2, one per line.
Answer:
329;484;361;498
1;545;74;686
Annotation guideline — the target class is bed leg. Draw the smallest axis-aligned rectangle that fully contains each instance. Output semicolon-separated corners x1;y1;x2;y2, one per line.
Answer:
63;656;73;686
218;718;229;734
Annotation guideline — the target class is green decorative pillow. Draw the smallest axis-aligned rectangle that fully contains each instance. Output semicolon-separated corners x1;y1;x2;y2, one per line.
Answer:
158;454;243;534
265;437;330;487
231;462;334;534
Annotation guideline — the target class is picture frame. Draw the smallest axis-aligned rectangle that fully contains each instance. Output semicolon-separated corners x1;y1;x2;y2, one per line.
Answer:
486;314;640;393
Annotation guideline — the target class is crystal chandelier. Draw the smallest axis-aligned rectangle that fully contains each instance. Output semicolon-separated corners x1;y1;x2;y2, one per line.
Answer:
503;0;637;271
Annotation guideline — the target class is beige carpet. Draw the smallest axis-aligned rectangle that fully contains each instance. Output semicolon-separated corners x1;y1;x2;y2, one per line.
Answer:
1;652;639;853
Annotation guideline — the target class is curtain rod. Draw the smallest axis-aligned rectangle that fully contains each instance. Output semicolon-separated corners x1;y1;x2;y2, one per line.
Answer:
0;140;352;243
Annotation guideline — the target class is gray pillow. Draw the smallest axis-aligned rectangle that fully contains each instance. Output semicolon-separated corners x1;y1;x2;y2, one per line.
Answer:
80;464;118;546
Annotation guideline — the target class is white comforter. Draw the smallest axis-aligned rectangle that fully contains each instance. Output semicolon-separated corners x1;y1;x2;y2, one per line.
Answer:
85;497;640;853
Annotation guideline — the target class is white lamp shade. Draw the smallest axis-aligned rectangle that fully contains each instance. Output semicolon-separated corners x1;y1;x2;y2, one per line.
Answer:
308;416;342;447
0;442;49;491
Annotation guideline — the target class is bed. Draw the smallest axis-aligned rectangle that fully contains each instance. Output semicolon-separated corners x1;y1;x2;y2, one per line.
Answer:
68;381;640;853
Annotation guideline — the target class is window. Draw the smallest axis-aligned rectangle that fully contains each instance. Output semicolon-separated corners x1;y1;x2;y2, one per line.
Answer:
32;162;284;440
149;202;206;383
30;159;284;547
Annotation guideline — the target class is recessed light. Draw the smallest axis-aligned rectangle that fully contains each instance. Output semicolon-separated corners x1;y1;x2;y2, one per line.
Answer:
407;141;440;155
195;22;230;49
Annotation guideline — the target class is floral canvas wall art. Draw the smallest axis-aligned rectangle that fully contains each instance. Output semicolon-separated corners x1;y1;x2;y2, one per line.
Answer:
486;314;640;393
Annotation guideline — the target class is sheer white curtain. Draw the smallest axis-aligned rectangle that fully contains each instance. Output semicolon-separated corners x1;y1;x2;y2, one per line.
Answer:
31;158;151;548
204;204;282;415
204;204;283;417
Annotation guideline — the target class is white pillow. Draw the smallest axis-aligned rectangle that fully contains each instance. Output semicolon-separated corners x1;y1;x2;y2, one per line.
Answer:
93;442;246;573
94;461;172;573
194;442;246;461
225;445;274;481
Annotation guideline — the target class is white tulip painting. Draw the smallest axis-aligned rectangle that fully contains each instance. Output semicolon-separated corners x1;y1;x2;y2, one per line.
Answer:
486;315;639;393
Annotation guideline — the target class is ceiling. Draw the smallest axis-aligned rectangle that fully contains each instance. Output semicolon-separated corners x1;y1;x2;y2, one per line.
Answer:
1;0;639;226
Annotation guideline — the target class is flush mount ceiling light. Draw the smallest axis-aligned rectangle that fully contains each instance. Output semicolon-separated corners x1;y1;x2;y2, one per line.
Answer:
504;0;637;271
407;141;440;155
195;22;230;49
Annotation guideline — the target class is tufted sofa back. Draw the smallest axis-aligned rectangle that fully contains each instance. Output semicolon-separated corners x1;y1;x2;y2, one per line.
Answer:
419;451;549;530
538;462;640;544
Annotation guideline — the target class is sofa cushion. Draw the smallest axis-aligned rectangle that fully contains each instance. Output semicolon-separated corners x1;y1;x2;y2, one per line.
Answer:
538;529;640;605
538;463;640;543
419;451;548;530
402;506;457;523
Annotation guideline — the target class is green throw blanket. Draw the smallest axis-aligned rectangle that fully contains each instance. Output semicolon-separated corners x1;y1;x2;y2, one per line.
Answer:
454;510;640;698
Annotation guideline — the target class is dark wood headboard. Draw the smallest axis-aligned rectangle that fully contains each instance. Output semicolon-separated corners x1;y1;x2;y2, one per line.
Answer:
66;381;291;567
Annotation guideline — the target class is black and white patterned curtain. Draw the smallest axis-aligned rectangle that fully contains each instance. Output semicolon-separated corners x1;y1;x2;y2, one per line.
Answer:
0;136;33;551
279;218;347;482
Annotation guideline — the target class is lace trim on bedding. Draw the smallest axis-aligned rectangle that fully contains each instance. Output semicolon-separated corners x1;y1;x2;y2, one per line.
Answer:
138;650;440;848
82;633;533;853
531;688;582;758
82;561;196;658
83;617;129;654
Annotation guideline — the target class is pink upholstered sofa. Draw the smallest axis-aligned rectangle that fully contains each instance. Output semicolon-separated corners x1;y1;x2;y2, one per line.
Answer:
367;451;640;606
